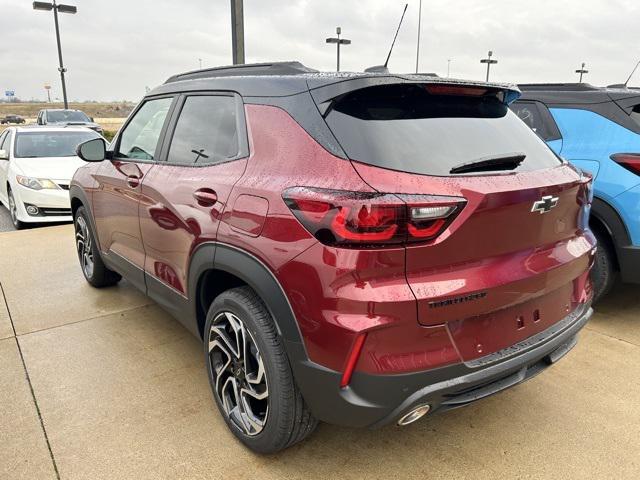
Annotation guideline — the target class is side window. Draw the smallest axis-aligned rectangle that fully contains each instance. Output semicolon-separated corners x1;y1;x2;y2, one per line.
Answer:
511;101;561;142
166;95;239;165
116;97;173;161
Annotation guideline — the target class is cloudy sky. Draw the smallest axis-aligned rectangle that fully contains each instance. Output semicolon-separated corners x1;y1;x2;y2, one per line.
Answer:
1;0;638;102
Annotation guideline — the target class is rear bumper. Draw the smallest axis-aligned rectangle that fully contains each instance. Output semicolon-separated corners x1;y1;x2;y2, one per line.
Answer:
292;302;592;428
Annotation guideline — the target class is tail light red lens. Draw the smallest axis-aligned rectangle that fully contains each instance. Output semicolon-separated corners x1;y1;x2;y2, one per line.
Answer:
283;187;465;247
611;153;640;175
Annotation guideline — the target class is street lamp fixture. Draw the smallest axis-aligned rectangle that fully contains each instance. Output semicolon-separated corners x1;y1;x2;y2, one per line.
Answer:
576;62;589;83
480;50;498;82
33;0;77;109
326;27;351;72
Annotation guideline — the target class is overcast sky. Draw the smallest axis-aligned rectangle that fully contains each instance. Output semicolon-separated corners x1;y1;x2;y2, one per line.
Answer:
1;0;638;102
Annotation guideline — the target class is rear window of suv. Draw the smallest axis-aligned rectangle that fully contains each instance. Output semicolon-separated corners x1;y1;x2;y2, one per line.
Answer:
324;84;562;176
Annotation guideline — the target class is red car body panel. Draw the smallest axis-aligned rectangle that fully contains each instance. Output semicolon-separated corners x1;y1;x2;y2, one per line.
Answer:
139;159;247;294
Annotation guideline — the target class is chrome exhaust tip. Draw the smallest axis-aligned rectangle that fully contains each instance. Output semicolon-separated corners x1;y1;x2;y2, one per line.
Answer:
397;404;431;426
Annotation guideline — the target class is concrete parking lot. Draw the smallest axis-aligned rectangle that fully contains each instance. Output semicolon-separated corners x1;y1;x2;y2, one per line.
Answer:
1;224;639;479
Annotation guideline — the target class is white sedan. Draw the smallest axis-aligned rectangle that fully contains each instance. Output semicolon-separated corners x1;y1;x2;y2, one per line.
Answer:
0;126;102;229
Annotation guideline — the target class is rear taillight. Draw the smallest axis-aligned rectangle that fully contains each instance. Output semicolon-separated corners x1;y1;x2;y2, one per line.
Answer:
283;187;465;248
611;153;640;175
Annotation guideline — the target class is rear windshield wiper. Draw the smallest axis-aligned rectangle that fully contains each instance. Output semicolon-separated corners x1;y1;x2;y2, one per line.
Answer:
449;152;526;174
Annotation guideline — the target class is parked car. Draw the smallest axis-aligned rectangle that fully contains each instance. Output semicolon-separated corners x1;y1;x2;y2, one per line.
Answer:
0;126;102;229
1;115;26;125
512;83;640;301
71;62;596;453
36;108;103;134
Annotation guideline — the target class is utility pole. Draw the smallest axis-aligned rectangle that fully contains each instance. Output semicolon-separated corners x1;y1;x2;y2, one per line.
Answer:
415;0;422;73
230;0;245;64
480;50;498;82
198;58;203;69
33;1;77;109
576;62;589;82
447;58;451;77
326;27;351;72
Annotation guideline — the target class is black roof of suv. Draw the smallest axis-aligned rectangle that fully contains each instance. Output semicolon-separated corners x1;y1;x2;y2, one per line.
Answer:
148;61;521;158
518;83;640;134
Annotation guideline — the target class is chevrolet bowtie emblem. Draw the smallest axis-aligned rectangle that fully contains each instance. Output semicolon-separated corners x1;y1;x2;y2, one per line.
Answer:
531;195;559;214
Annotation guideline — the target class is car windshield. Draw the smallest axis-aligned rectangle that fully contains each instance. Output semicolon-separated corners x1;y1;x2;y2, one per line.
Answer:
15;131;100;158
47;110;91;123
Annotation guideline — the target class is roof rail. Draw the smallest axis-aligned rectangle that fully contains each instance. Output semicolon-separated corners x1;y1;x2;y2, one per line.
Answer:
518;83;600;92
165;61;318;84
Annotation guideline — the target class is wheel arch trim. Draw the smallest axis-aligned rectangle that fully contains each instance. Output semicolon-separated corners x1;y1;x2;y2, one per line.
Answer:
189;242;308;354
591;196;630;248
69;185;102;252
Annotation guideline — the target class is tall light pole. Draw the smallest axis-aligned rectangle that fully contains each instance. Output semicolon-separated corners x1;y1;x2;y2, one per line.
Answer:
33;1;76;109
230;0;245;64
480;50;498;82
326;27;351;72
415;0;422;73
447;58;451;77
576;62;589;82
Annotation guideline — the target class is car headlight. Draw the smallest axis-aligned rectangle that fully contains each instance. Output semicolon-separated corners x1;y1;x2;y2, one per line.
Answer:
16;176;60;191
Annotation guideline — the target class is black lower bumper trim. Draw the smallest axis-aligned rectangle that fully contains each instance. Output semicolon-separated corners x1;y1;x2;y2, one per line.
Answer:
291;302;592;428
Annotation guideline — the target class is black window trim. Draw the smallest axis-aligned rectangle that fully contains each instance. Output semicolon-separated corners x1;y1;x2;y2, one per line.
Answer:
156;90;249;168
511;100;562;142
110;93;179;164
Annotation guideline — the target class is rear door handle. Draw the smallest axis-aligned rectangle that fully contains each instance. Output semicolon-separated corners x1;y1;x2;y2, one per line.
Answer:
193;188;218;207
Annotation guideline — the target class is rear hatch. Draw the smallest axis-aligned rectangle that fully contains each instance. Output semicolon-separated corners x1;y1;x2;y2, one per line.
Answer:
316;79;595;362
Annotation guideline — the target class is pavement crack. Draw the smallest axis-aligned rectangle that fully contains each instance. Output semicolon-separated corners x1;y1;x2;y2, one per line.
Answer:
1;282;61;480
584;325;640;348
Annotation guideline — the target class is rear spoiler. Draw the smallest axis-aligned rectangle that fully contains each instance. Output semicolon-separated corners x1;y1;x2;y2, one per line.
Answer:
307;75;521;113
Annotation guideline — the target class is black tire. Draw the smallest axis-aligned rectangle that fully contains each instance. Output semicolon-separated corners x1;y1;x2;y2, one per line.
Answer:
204;286;317;453
591;228;617;303
74;206;121;287
7;187;25;230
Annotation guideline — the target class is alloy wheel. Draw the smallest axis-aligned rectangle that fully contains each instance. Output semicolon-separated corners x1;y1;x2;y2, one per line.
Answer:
208;311;269;436
75;215;94;279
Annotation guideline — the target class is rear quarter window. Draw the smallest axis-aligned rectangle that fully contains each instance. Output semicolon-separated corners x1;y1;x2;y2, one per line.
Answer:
324;84;562;176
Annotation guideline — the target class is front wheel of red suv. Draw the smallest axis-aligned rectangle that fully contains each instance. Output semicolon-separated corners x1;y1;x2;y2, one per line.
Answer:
204;286;317;453
74;207;121;288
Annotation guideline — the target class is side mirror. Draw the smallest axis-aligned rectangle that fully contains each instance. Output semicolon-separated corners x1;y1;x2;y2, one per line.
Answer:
90;117;95;122
0;149;8;160
77;138;107;162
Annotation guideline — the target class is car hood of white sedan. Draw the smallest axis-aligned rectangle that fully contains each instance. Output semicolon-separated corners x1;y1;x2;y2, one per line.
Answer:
12;156;86;182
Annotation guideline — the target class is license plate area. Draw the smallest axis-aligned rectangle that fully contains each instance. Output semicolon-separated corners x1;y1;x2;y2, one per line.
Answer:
446;283;576;362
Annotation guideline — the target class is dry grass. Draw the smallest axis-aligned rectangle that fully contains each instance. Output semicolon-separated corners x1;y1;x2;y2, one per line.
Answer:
0;102;130;135
0;102;134;119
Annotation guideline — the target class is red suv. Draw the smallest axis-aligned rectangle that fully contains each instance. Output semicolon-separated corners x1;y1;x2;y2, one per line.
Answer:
71;62;595;453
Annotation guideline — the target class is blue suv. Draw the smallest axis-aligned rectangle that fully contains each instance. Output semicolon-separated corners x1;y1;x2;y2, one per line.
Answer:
512;83;640;301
